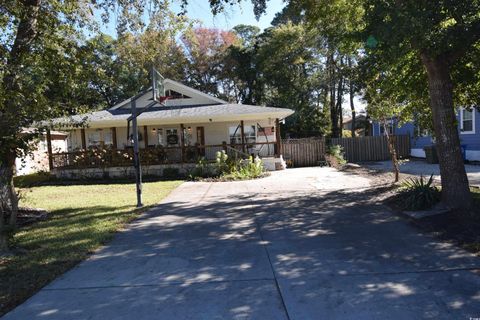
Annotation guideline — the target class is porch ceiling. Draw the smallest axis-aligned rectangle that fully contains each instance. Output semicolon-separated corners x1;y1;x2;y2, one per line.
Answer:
53;103;295;128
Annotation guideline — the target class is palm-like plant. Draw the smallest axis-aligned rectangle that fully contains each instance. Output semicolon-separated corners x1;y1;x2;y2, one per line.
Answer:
400;174;440;210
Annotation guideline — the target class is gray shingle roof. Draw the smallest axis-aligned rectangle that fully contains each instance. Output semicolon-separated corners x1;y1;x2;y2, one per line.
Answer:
61;103;294;127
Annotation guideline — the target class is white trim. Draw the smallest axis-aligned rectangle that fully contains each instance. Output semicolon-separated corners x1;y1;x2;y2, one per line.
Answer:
410;148;426;158
460;107;475;134
164;79;227;104
108;80;227;111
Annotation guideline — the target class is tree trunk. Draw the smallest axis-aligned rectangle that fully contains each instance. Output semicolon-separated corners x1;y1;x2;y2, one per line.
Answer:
336;75;344;137
0;152;18;254
383;121;400;182
421;53;472;209
0;0;42;253
350;82;356;137
348;57;356;137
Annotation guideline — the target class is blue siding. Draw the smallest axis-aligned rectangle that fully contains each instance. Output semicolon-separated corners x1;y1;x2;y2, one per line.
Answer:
372;109;480;153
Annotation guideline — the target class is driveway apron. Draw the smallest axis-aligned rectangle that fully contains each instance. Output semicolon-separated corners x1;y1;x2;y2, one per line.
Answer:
4;168;480;319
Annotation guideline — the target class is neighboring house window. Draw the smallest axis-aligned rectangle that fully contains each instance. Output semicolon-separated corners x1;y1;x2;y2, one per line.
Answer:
379;123;394;135
229;125;256;144
414;123;430;137
460;108;475;134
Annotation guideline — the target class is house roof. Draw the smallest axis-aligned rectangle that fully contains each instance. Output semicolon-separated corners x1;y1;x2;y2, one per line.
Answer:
52;79;294;128
55;103;294;128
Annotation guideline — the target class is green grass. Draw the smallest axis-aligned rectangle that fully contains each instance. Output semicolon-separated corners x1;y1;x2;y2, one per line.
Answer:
0;180;182;315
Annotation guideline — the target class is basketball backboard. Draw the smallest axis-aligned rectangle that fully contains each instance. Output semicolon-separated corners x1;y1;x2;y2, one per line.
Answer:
152;68;165;103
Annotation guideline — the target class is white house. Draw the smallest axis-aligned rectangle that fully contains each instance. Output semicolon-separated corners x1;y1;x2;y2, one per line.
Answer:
48;79;294;177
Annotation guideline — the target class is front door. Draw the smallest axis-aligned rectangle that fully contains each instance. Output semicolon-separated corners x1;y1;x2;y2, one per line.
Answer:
196;126;205;156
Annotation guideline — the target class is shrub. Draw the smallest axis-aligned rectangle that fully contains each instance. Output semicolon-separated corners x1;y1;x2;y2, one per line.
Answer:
189;152;266;181
226;156;265;180
399;174;440;210
325;144;347;168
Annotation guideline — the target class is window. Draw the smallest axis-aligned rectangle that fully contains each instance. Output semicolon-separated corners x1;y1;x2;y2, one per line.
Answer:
229;125;256;144
156;128;164;145
414;122;430;137
165;128;179;146
87;131;101;146
103;130;113;146
87;129;113;147
165;90;191;99
460;108;475;134
379;123;394;135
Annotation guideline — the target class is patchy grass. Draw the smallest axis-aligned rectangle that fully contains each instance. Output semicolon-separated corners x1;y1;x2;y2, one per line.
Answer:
0;180;182;316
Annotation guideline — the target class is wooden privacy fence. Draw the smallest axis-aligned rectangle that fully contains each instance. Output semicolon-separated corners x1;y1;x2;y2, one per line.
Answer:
281;135;411;167
330;135;411;162
282;137;326;167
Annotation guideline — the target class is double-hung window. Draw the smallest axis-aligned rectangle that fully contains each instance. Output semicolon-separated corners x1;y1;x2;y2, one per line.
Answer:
460;108;475;134
229;125;256;144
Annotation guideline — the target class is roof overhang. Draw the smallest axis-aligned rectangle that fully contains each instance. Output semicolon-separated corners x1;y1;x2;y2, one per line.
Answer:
71;110;294;129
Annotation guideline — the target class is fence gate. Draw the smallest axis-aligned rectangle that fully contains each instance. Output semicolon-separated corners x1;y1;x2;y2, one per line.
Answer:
281;137;326;167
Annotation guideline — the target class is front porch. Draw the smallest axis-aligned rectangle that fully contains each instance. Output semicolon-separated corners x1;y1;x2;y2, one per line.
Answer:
47;119;286;177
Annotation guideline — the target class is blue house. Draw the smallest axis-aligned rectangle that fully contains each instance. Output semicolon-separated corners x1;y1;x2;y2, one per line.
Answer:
372;108;480;161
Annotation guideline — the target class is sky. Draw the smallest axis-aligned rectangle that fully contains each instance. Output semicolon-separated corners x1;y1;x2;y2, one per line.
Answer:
176;0;286;30
97;0;287;36
94;0;365;113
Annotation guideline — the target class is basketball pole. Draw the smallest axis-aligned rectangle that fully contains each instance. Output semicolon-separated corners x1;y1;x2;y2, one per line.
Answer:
131;97;143;208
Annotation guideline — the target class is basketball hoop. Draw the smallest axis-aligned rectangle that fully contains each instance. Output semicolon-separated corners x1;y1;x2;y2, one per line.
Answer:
158;96;171;104
152;68;165;103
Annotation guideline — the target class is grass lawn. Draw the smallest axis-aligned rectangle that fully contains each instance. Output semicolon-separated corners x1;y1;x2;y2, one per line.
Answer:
0;179;182;316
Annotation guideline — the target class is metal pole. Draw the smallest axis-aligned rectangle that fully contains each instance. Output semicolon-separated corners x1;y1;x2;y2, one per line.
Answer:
131;98;143;207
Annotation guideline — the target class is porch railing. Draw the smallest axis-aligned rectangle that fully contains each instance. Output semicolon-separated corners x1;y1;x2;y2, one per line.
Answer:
52;142;277;169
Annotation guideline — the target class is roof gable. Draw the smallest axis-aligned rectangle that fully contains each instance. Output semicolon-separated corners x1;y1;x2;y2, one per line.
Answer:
109;79;226;110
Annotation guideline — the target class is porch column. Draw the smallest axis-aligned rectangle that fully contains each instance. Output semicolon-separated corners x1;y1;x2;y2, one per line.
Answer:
240;120;246;153
143;125;148;148
46;129;53;171
180;124;185;163
81;128;86;149
111;127;117;149
275;118;282;157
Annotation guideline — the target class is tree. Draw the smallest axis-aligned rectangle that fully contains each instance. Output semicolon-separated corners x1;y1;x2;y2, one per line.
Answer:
0;0;176;253
360;1;480;209
181;26;240;99
208;0;479;209
255;23;328;136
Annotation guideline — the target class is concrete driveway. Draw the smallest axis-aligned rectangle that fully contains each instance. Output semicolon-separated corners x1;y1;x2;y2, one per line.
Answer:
364;159;480;186
4;168;480;319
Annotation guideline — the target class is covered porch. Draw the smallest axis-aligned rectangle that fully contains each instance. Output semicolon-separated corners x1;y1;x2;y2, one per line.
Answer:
46;118;285;173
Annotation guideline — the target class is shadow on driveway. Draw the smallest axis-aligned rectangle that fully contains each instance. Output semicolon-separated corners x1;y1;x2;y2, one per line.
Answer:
4;168;480;319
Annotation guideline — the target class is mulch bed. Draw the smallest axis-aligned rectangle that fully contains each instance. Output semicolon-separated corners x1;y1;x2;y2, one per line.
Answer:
409;209;480;255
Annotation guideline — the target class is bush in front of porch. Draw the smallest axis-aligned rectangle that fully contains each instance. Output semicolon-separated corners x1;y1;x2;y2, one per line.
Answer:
189;151;266;181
